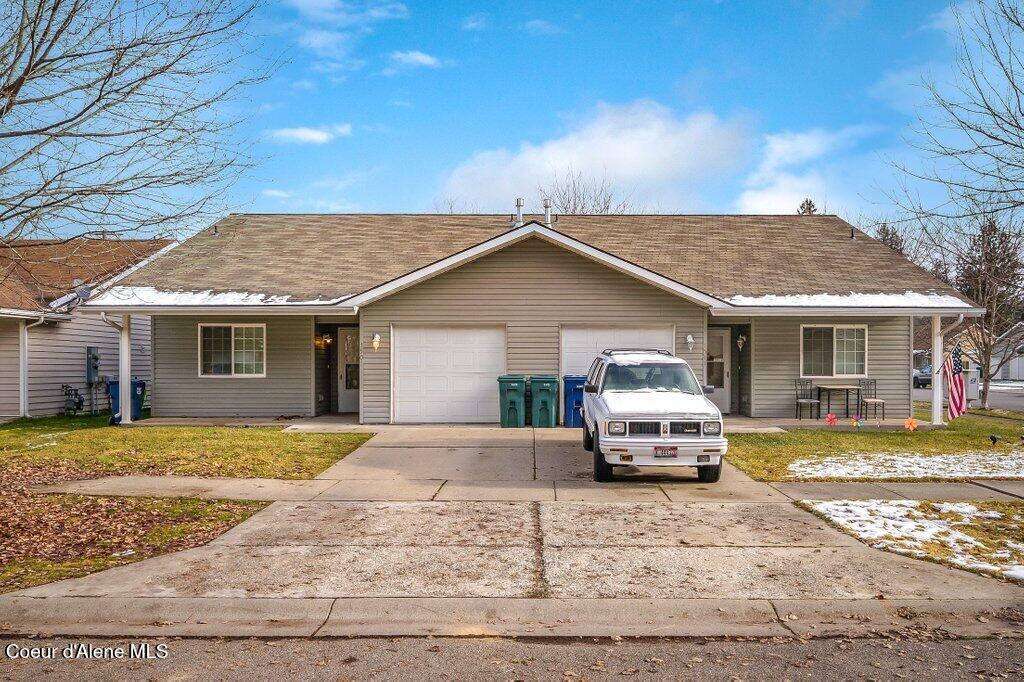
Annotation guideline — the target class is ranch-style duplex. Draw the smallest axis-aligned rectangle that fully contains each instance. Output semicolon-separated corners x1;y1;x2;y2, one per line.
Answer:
84;211;984;426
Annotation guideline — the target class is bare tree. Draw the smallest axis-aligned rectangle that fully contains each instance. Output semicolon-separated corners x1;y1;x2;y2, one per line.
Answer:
539;167;638;214
897;0;1024;220
0;0;267;291
953;213;1024;407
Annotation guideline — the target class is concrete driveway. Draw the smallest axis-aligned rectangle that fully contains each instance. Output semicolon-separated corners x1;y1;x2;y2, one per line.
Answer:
4;427;1024;638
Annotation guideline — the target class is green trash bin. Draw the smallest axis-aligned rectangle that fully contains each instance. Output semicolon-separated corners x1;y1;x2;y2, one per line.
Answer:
530;375;559;428
498;375;526;428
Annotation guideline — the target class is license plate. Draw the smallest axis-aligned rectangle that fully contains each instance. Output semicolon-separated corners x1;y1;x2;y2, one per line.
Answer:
654;446;678;458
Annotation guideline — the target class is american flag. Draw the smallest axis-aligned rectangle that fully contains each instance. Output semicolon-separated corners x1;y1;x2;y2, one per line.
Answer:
943;341;967;421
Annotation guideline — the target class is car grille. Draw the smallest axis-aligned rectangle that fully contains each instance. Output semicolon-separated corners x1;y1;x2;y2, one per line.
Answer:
627;421;660;436
670;421;701;435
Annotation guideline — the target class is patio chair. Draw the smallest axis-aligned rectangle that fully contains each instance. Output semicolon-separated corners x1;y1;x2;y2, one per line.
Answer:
794;379;821;419
858;379;885;420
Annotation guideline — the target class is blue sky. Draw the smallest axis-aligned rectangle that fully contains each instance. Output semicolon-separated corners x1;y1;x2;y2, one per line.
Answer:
236;0;965;218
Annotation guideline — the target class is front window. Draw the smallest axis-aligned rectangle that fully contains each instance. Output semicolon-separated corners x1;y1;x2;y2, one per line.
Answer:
801;325;867;377
601;363;702;394
200;324;265;376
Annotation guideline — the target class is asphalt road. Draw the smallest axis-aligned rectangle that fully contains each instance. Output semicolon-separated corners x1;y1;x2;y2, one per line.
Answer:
3;636;1023;680
914;386;1024;412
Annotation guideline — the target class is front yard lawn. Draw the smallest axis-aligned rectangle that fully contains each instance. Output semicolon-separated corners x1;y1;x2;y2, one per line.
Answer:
0;414;371;594
728;408;1024;482
802;499;1024;583
0;413;372;483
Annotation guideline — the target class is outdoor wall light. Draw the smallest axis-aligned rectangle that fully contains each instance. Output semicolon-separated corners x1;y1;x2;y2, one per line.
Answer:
685;334;695;352
737;334;747;352
371;333;381;351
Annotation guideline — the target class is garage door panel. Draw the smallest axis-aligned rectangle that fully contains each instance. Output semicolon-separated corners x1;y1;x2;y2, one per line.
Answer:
561;326;674;376
393;326;505;423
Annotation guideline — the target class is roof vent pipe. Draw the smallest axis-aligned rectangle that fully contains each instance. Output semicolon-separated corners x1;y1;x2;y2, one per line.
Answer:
514;197;524;226
543;198;552;226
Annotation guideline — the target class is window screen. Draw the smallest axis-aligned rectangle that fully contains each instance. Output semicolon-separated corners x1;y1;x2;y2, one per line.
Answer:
802;327;834;376
835;327;866;375
200;325;265;376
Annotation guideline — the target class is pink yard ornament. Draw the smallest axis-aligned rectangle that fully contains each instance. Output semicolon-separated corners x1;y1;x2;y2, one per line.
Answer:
825;413;838;427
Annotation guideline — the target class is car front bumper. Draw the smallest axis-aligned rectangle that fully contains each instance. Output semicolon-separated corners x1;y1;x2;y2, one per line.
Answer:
597;436;728;467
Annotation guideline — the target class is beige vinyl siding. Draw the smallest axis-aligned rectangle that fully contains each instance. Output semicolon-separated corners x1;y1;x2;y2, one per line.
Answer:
0;321;19;415
359;237;707;424
150;315;313;417
24;312;153;417
751;316;913;418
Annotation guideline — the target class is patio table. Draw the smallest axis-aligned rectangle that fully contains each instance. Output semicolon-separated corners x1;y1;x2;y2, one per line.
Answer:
816;384;862;418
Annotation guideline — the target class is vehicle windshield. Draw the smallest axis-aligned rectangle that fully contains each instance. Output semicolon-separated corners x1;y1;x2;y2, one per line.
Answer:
602;363;702;394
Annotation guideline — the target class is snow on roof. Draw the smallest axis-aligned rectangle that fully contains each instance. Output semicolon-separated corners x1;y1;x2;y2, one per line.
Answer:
88;285;349;307
726;291;972;308
604;352;687;366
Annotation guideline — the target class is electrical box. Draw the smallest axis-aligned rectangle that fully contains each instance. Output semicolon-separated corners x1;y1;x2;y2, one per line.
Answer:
86;346;101;385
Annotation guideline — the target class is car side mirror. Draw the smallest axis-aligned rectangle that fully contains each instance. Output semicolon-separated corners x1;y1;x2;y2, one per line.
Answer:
703;385;715;394
584;383;597;394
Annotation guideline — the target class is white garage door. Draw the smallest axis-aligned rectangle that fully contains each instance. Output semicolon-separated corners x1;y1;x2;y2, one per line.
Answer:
393;326;505;423
560;326;675;376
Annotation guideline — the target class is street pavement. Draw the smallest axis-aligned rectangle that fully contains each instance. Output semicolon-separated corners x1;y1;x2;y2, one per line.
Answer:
3;636;1024;680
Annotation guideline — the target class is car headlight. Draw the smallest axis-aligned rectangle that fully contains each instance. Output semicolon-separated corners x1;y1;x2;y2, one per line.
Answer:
702;421;722;436
607;420;626;435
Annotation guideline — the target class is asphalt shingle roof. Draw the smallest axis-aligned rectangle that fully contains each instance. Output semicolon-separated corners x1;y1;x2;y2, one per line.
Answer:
119;213;971;305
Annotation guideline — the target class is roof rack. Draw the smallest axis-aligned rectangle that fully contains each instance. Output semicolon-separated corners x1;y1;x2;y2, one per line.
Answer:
602;348;674;356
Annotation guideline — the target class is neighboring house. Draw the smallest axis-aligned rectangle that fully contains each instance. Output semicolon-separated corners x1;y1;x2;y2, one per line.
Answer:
83;212;984;425
0;238;172;417
991;322;1024;381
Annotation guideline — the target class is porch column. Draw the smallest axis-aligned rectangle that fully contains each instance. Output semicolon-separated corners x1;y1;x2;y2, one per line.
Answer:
18;320;28;417
931;314;943;426
119;314;133;425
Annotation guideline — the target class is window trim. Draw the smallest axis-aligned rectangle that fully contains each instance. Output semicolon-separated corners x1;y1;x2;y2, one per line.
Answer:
799;324;868;379
197;323;267;378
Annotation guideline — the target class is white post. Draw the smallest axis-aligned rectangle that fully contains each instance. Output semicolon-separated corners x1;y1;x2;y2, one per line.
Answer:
931;314;944;426
18;320;28;417
119;314;133;425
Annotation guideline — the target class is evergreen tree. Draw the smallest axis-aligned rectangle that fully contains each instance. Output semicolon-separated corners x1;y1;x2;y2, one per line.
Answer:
874;223;906;255
797;198;817;215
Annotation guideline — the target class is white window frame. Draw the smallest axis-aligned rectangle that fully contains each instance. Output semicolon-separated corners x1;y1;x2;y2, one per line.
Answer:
799;324;868;379
197;323;267;378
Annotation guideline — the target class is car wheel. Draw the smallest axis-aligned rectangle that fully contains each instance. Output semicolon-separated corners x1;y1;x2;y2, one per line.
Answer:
583;423;594;451
592;433;613;482
697;463;722;483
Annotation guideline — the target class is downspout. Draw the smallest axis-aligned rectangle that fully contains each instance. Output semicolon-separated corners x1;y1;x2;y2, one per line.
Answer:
100;311;123;332
19;316;46;417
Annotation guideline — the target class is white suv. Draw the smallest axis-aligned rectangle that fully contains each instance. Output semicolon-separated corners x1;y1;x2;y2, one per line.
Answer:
582;349;727;483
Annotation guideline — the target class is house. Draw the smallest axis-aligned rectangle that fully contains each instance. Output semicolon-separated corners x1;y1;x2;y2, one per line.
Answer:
0;238;172;417
83;211;984;426
991;322;1024;381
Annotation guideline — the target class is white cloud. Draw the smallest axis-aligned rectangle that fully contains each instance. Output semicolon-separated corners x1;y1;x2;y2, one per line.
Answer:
285;0;408;26
291;79;316;91
390;50;440;68
522;19;561;35
461;13;487;30
298;29;353;58
735;126;878;214
923;0;973;33
264;124;353;144
262;189;292;199
442;100;752;211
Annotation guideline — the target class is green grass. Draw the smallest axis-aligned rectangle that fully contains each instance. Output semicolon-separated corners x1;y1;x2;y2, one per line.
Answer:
727;408;1024;482
0;496;265;593
0;413;373;481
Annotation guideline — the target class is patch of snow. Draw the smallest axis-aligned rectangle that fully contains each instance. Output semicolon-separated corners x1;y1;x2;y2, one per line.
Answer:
788;450;1024;479
989;381;1024;392
606;352;686;366
727;291;971;308
89;286;349;307
807;499;1023;581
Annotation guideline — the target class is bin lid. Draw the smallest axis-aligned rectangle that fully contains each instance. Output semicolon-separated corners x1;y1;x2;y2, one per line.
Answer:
498;374;526;381
529;375;558;380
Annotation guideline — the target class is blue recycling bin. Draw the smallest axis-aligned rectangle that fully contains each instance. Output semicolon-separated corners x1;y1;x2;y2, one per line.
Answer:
106;379;146;424
562;375;586;427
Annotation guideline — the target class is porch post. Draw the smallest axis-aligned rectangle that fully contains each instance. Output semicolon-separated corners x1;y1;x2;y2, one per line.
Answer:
931;314;943;426
18;320;28;417
120;314;133;425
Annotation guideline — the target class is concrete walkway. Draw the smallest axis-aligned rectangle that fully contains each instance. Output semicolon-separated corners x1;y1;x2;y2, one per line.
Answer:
10;427;1024;639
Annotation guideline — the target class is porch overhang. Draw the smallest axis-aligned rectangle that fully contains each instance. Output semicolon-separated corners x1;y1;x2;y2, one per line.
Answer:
709;305;987;317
